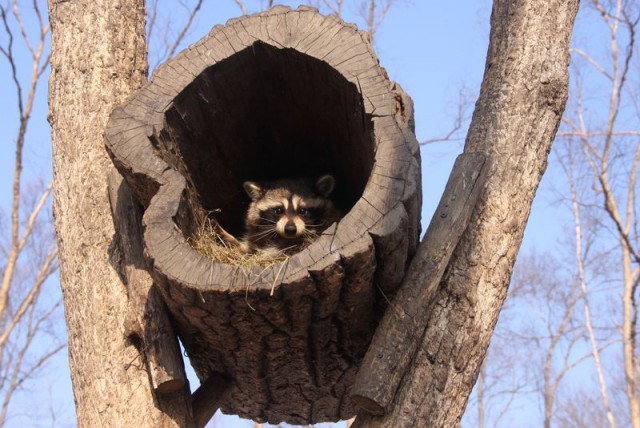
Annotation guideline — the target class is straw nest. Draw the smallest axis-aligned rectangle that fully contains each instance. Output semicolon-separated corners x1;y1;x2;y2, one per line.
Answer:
189;217;289;268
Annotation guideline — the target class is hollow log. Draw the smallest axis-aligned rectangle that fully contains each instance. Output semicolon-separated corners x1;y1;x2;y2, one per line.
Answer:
105;5;420;425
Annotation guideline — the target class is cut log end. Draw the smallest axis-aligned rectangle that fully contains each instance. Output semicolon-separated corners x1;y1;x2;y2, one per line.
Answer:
192;373;231;428
351;395;385;417
155;379;187;395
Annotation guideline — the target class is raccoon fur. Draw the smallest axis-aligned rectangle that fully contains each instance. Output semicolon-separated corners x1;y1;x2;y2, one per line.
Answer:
241;175;342;255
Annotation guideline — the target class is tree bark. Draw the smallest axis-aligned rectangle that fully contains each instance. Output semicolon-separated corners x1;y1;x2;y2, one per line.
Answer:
354;0;579;426
351;152;489;415
48;0;192;426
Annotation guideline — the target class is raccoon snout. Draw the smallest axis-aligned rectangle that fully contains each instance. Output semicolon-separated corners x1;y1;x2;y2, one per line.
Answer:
284;222;298;237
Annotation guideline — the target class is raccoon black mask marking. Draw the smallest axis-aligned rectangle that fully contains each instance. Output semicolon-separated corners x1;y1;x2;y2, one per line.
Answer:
242;175;341;254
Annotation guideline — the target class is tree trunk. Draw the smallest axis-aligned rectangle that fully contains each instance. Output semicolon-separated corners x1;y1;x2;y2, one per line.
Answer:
354;0;579;426
48;0;192;426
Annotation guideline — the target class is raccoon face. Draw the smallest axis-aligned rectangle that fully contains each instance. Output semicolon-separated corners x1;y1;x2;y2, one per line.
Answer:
243;175;341;252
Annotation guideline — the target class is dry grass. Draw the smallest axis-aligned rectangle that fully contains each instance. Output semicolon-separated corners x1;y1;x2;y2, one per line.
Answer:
189;218;288;268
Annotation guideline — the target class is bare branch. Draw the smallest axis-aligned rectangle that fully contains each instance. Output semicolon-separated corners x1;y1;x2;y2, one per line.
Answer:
557;130;640;138
476;360;486;428
0;183;53;320
306;0;344;17
0;5;24;116
234;0;247;15
0;2;61;425
358;0;397;43
421;87;472;145
0;298;65;426
147;0;158;48
1;0;52;328
148;0;206;70
571;48;614;80
31;0;46;39
0;246;58;350
11;0;35;57
323;0;344;16
569;169;617;428
165;0;204;61
627;141;640;258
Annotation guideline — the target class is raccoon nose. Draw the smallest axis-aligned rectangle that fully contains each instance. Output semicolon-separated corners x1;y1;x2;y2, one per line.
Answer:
284;223;297;236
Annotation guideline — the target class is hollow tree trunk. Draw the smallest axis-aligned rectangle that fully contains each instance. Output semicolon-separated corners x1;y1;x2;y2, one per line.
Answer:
48;1;192;426
353;0;580;426
105;6;420;424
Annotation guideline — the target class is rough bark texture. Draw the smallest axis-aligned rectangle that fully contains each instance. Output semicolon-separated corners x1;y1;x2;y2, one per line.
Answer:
351;152;489;415
48;0;193;426
105;6;420;425
107;171;187;395
354;0;579;426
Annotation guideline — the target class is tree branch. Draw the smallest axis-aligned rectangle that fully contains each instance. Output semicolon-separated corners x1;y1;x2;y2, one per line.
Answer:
164;0;203;61
234;0;247;15
0;246;57;350
354;1;578;425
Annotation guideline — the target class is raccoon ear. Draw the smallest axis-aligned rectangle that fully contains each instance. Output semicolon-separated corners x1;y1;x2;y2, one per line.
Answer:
315;175;335;197
243;181;264;200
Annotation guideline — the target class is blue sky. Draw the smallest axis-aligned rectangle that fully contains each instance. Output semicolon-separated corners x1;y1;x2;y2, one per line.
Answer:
0;1;595;427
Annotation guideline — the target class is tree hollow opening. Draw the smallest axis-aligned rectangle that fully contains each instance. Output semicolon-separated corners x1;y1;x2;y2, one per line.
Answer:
159;41;374;237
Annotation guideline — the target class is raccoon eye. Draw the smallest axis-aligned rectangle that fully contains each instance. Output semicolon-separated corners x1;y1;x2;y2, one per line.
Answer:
300;207;320;218
271;207;284;215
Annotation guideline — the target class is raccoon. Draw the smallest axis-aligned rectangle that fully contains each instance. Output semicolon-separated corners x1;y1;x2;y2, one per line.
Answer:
241;174;342;254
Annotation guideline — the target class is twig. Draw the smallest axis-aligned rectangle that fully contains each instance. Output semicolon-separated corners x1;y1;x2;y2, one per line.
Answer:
235;0;247;15
165;0;204;60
